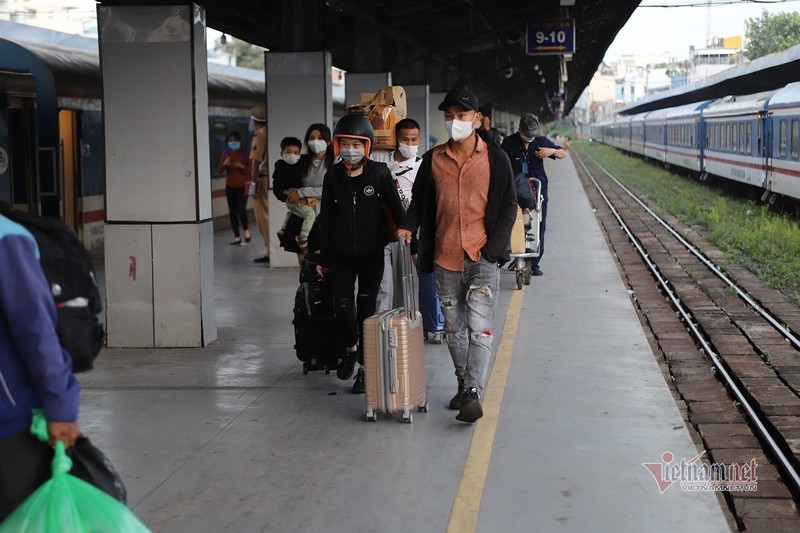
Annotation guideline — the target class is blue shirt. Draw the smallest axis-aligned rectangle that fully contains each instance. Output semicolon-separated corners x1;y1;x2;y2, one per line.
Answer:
500;133;562;187
0;214;80;439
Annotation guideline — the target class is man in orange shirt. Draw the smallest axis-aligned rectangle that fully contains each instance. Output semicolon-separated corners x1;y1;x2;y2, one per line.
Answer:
399;89;517;423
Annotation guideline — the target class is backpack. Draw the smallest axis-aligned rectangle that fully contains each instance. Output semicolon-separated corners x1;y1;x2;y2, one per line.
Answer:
0;204;104;372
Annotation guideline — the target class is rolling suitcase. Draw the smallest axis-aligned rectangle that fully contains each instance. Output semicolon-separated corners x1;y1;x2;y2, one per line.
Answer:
418;272;445;344
292;253;344;374
363;238;428;423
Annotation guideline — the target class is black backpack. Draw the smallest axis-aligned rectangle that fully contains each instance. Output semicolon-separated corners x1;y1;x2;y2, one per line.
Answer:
0;204;104;372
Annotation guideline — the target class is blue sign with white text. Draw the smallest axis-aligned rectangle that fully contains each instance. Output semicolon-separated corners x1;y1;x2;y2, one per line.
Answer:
526;19;575;55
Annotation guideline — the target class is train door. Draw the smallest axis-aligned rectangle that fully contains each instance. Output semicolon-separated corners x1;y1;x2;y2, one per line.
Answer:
59;109;80;231
762;113;772;191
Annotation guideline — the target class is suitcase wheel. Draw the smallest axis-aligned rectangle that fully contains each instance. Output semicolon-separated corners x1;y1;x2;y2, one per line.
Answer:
302;363;309;375
401;411;413;424
418;401;429;413
365;409;378;422
324;365;331;375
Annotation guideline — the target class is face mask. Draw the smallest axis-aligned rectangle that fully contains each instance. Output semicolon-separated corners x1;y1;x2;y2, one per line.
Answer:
308;139;328;154
397;143;418;159
340;147;365;166
445;119;475;142
283;153;300;165
520;134;535;143
228;141;241;150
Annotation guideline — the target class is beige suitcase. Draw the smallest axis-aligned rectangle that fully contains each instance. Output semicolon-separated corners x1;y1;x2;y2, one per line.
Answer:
363;238;428;422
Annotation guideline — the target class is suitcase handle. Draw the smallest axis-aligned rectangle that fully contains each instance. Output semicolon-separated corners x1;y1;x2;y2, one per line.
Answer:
398;235;418;321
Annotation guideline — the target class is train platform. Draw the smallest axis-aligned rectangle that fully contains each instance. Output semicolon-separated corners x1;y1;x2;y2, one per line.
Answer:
79;153;734;532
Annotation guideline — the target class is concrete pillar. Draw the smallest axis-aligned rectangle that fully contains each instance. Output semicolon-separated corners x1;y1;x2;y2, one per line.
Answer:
429;92;448;148
265;51;333;267
345;72;392;109
99;4;216;347
404;85;429;151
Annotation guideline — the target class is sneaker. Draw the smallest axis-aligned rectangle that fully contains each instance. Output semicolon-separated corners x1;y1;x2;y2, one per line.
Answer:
337;349;358;380
351;368;365;394
253;255;270;264
448;380;466;410
531;266;543;276
455;387;483;423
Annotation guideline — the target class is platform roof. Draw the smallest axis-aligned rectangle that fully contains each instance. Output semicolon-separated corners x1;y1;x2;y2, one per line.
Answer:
98;0;641;122
619;44;800;115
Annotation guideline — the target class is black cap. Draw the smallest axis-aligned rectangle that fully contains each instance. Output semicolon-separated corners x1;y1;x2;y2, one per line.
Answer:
438;89;479;111
519;113;540;137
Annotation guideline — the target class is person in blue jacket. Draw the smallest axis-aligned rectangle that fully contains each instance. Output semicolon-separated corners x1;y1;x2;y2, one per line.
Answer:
0;214;81;521
500;113;565;276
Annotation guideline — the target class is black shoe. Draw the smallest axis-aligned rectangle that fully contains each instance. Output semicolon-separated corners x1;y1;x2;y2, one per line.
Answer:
531;266;543;276
253;255;270;264
337;350;358;380
351;368;365;394
448;380;466;410
455;388;483;423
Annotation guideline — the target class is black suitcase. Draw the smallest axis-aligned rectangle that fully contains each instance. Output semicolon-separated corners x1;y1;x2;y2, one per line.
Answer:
292;254;344;374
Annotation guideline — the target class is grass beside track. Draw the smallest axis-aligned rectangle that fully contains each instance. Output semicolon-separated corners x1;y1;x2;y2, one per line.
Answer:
573;140;800;305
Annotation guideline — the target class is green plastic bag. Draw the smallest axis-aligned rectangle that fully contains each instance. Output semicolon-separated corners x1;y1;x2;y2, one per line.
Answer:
0;412;150;533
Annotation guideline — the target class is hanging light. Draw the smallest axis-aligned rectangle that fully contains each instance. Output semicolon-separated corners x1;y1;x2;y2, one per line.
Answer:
220;33;227;45
540;77;546;84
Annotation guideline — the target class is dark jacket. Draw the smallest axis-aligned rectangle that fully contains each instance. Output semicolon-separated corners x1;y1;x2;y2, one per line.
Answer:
0;216;80;439
402;133;518;274
272;158;304;202
318;159;406;266
500;132;561;187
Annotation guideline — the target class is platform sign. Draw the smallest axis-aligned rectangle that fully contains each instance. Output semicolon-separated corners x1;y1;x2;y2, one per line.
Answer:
526;19;575;55
548;89;567;102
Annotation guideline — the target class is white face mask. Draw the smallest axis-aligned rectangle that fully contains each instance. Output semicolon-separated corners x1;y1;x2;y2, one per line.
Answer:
340;147;365;166
283;153;301;165
397;143;418;159
445;119;475;142
520;133;535;143
308;139;328;154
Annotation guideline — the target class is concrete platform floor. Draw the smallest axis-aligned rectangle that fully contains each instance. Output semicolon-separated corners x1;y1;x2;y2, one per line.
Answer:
79;154;734;532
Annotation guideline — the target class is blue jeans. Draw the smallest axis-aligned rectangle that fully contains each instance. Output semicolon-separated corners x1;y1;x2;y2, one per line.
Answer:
434;255;501;396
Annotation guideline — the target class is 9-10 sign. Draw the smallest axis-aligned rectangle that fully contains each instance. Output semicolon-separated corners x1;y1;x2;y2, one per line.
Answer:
526;19;576;55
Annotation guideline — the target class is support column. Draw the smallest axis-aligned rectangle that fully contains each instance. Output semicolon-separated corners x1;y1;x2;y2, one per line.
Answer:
345;72;392;109
403;85;429;151
99;4;216;347
265;51;333;267
429;92;448;148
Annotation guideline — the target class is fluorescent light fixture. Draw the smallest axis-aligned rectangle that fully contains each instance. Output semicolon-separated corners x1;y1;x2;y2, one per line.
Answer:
560;0;576;5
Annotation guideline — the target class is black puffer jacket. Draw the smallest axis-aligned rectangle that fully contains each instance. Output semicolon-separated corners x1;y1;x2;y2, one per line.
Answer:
318;159;406;266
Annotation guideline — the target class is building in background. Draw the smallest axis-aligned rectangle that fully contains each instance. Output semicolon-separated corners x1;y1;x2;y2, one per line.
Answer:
688;36;746;83
0;0;97;36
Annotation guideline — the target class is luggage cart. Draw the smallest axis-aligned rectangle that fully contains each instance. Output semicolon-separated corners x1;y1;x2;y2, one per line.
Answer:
509;178;542;290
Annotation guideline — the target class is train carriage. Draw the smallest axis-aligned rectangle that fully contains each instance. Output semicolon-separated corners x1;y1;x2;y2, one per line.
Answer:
642;107;669;164
607;114;632;152
701;90;775;190
766;82;800;200
628;111;648;157
662;100;712;175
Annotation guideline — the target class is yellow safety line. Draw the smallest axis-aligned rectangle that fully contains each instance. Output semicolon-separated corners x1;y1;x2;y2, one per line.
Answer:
446;287;524;533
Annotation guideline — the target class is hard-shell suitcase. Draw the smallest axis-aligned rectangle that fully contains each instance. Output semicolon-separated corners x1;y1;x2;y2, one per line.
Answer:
292;253;344;374
363;238;428;422
418;272;444;344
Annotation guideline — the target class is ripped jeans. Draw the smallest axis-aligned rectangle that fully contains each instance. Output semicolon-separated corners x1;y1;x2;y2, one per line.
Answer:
434;255;501;396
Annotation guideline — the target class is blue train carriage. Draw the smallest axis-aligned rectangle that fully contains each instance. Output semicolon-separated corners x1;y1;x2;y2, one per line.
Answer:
642;107;670;164
607;114;631;152
701;90;776;190
766;82;800;202
662;100;713;177
628;111;648;158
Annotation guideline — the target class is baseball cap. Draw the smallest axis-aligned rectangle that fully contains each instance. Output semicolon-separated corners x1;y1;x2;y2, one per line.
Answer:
438;88;479;111
519;113;540;137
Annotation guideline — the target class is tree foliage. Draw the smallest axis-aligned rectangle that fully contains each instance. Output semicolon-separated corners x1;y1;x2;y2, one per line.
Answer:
214;36;266;70
745;10;800;60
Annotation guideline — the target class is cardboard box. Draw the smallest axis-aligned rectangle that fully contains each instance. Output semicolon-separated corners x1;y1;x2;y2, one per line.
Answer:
348;86;407;150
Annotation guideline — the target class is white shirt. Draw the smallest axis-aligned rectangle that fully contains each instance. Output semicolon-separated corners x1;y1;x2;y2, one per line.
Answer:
370;149;422;208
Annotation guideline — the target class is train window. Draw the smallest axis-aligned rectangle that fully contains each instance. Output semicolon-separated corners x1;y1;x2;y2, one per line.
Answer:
726;123;731;152
716;124;721;150
745;123;752;155
739;122;746;154
779;119;788;158
792;119;800;159
731;123;738;152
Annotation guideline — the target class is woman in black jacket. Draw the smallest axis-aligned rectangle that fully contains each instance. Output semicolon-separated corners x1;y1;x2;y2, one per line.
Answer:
317;114;406;393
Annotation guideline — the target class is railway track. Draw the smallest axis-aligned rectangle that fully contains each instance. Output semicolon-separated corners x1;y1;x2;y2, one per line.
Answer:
571;148;800;530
